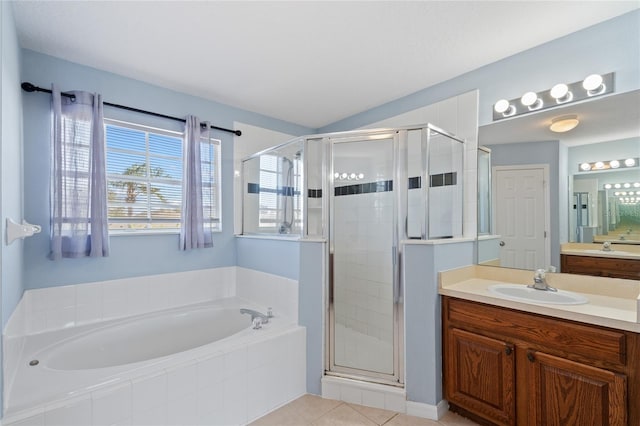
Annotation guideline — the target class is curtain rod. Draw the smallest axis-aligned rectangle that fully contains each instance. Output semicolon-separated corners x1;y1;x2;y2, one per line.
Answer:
21;82;242;136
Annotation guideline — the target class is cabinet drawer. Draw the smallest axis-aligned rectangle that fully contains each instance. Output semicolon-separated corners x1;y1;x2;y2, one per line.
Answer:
446;298;626;366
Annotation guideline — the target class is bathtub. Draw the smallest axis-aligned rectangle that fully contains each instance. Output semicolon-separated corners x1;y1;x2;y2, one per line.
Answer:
4;297;306;426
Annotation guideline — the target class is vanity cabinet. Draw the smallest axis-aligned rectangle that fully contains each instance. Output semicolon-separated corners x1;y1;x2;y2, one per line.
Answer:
561;254;640;280
443;296;639;426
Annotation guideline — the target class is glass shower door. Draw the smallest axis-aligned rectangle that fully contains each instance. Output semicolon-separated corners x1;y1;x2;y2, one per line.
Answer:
329;133;400;382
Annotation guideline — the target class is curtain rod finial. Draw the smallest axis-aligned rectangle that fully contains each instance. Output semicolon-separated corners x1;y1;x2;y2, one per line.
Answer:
235;130;242;136
21;82;37;92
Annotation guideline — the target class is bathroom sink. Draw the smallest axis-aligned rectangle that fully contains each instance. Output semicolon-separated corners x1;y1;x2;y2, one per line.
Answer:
488;284;588;305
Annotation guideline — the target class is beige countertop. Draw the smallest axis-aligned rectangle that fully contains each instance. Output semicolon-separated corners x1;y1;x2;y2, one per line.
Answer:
561;242;640;260
439;265;640;333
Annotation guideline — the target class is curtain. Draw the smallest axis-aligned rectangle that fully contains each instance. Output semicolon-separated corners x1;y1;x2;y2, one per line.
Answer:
180;115;213;250
50;85;109;259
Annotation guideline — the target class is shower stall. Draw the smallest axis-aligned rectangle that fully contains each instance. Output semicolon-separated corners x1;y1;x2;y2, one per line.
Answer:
241;124;465;386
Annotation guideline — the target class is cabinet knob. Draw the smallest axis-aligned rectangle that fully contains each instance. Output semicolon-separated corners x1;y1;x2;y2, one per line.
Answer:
527;351;535;362
499;241;506;247
505;346;513;356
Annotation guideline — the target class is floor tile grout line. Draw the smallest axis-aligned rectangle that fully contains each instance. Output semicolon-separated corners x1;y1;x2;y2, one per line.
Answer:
381;412;400;425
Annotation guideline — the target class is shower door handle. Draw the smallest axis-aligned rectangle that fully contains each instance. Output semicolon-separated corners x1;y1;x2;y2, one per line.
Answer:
392;246;402;304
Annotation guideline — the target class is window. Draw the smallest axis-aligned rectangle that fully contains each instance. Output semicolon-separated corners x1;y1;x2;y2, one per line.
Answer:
257;154;301;231
105;119;221;233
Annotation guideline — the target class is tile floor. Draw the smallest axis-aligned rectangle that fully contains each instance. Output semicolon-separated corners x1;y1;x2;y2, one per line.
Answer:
250;394;479;426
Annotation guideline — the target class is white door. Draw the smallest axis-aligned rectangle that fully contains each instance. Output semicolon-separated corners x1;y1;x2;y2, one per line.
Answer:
494;166;548;270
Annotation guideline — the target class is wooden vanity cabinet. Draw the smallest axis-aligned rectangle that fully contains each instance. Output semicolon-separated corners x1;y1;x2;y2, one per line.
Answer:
561;254;640;280
442;297;639;426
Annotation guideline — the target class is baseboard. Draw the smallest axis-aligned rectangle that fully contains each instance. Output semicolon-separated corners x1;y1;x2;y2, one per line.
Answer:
405;399;449;420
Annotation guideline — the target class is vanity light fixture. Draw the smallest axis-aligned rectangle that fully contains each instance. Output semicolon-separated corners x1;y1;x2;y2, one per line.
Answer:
604;182;640;190
492;72;614;121
549;115;579;133
334;171;365;182
578;157;639;172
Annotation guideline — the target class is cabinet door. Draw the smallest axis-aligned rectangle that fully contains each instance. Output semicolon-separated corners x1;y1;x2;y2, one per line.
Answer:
527;350;627;426
445;328;516;425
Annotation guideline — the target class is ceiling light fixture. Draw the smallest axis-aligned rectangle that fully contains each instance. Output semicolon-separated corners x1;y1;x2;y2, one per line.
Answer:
492;72;614;121
550;115;579;133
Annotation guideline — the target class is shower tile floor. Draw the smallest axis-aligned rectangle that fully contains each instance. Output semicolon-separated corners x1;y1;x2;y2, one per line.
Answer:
250;394;479;426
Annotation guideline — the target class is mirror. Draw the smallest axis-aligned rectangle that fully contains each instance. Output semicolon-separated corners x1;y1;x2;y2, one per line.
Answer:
477;89;640;270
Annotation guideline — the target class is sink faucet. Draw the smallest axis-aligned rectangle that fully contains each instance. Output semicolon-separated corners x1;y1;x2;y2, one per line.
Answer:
240;308;270;328
528;269;557;292
603;241;612;251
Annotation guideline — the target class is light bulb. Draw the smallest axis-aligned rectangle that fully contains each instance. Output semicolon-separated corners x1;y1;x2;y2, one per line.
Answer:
624;183;631;188
609;160;620;169
583;74;603;91
521;92;538;106
340;173;347;179
580;163;591;171
349;173;356;180
634;182;640;188
614;183;621;188
595;161;605;169
625;158;636;167
358;173;364;179
334;172;339;179
494;99;510;113
604;184;612;189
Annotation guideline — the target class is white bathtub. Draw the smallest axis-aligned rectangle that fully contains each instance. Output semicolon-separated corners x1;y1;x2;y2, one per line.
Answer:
5;297;306;426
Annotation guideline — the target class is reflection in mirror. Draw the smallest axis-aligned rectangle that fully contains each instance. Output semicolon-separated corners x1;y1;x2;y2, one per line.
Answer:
570;148;640;244
477;89;640;270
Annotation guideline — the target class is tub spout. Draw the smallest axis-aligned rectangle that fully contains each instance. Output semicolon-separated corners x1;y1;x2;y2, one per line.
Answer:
240;308;269;324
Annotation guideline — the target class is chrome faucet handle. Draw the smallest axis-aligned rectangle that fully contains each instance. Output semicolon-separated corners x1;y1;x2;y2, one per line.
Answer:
534;269;546;282
252;318;263;329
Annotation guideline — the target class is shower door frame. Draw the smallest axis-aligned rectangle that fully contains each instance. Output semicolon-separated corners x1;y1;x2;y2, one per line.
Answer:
325;128;407;386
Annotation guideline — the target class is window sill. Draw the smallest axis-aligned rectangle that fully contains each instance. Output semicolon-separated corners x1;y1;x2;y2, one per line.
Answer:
110;229;222;237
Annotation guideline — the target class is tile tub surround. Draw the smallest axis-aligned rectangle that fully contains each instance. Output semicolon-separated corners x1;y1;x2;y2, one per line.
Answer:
3;303;306;425
439;265;640;332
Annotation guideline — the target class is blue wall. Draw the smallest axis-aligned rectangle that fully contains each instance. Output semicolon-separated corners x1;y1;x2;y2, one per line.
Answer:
404;241;475;405
20;50;312;290
1;0;25;416
487;140;562;269
235;237;300;281
320;10;640;133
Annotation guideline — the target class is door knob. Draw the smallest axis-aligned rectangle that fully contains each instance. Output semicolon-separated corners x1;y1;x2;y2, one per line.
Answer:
499;241;506;247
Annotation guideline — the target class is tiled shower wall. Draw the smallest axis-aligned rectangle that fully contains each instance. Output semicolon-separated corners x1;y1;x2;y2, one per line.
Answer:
333;142;395;374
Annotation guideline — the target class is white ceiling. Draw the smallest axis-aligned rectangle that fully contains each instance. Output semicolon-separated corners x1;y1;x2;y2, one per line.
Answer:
11;1;640;129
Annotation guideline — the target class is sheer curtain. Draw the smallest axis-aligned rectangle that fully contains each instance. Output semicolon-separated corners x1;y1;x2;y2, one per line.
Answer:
180;115;213;250
50;85;109;259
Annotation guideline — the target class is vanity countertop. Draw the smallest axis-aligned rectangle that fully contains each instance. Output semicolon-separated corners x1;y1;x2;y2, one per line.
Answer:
439;265;640;333
560;242;640;260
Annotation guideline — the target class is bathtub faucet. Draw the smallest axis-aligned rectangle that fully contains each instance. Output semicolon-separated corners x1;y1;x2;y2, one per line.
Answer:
240;308;270;327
